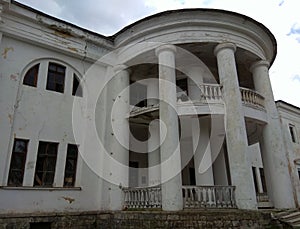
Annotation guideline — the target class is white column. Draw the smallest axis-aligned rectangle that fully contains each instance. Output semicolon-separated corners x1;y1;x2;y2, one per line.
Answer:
214;43;257;209
192;117;214;185
186;66;204;100
255;167;264;194
156;45;183;211
251;60;295;208
104;64;130;210
147;81;160;186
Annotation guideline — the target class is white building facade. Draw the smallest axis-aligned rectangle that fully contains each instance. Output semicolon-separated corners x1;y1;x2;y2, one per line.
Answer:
0;0;298;214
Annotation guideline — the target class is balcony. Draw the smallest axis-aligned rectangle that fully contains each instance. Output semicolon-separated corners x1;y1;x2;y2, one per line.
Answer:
129;84;265;119
122;185;236;210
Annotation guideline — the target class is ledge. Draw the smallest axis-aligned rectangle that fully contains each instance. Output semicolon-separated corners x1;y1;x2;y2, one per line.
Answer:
0;186;82;191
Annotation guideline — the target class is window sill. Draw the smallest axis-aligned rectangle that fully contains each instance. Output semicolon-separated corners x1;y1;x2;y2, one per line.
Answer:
0;186;82;191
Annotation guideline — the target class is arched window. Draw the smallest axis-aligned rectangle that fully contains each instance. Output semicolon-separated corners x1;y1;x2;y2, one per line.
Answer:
23;64;39;87
72;74;83;97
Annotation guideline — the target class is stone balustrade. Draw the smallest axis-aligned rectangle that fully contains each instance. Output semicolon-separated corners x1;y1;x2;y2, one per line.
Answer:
182;185;236;209
240;87;265;109
123;186;161;209
199;83;223;102
123;185;236;209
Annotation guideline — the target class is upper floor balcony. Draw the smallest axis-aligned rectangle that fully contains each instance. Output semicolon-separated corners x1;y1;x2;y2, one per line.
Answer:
129;83;266;123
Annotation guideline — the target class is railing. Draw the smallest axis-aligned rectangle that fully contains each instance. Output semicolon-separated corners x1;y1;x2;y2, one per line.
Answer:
256;192;269;202
240;87;265;109
123;186;161;209
182;186;236;209
199;84;223;102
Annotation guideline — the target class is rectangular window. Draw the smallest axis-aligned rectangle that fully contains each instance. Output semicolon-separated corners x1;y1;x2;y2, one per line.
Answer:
289;124;297;143
64;144;78;187
8;139;28;186
259;167;267;193
46;63;66;93
252;167;258;193
34;141;58;187
72;74;83;97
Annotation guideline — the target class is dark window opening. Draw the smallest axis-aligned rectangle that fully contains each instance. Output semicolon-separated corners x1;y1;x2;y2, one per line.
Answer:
8;139;28;186
64;144;78;187
176;78;188;101
289;125;297;143
176;78;188;93
72;74;83;97
34;141;58;187
23;64;39;87
252;167;258;193
130;81;147;107
46;63;66;93
259;168;267;193
30;222;52;229
189;167;196;185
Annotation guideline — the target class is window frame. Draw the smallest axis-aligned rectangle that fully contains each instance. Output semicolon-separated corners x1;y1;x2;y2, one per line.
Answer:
23;64;40;87
63;144;79;187
289;124;297;143
7;139;29;187
72;74;83;97
46;62;66;93
34;141;58;187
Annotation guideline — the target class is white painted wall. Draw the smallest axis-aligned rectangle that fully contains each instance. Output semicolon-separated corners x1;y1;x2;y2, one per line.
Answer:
0;35;109;213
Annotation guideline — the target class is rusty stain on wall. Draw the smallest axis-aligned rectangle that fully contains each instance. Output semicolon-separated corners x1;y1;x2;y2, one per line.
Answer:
2;47;14;59
8;114;13;124
67;47;78;52
10;74;18;81
62;196;75;204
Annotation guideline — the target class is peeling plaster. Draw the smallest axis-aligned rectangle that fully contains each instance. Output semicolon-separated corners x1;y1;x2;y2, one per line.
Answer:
2;47;14;59
62;196;75;204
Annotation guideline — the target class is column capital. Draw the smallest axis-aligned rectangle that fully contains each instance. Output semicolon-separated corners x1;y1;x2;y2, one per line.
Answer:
214;43;236;56
155;44;177;57
113;64;131;74
250;60;270;73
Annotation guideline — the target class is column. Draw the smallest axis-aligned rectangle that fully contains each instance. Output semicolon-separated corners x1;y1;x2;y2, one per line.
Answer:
147;81;160;186
192;117;214;185
255;167;264;194
251;60;295;208
104;65;130;210
186;66;204;100
214;43;257;209
156;45;183;211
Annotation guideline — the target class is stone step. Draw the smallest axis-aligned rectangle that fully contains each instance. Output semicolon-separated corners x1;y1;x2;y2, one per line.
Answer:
281;212;300;220
275;209;299;218
285;217;300;224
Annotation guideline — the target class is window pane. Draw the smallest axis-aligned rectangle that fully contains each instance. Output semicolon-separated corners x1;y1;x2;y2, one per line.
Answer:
8;171;23;186
72;74;83;97
8;139;28;186
23;64;39;87
10;154;25;169
34;141;58;187
64;144;78;187
14;140;27;153
46;63;65;93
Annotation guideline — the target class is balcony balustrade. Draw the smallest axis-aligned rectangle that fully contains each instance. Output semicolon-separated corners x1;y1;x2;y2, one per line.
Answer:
130;84;265;117
123;185;236;209
182;185;236;209
240;87;265;109
123;186;161;209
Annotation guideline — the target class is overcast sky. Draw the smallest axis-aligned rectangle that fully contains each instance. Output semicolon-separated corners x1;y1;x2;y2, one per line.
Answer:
16;0;300;107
